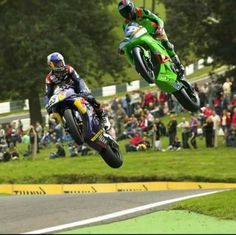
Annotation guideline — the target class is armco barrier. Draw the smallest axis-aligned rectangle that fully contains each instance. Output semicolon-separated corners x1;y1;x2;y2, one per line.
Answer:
0;182;236;195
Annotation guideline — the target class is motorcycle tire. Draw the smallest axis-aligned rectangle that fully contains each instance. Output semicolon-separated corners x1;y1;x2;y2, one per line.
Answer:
99;144;123;169
173;87;200;112
132;47;155;84
63;109;84;145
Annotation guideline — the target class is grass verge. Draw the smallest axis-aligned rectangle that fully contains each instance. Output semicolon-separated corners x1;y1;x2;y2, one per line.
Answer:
170;189;236;220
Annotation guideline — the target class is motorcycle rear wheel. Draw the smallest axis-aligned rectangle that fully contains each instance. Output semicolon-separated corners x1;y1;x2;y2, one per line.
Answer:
173;88;200;112
63;109;84;145
132;47;155;84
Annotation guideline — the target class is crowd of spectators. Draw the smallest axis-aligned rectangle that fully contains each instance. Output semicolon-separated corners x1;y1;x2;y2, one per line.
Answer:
0;73;236;162
104;74;236;152
0;117;93;162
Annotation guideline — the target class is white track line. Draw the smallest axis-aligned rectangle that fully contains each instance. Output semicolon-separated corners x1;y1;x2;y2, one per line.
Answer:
23;190;225;234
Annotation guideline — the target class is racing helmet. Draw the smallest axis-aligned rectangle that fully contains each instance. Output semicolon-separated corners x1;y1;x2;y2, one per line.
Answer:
47;52;66;78
118;0;136;20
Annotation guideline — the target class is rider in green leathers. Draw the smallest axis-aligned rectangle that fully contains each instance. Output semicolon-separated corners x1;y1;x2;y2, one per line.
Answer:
118;0;185;77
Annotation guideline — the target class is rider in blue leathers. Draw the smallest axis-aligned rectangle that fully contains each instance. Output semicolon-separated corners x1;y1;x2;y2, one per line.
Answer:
44;52;110;130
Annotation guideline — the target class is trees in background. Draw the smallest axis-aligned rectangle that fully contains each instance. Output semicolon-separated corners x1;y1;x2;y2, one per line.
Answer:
0;0;235;124
162;0;236;68
0;0;124;124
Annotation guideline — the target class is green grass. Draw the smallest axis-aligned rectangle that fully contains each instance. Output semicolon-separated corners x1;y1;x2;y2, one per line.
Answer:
2;144;235;184
0;110;235;184
188;65;228;81
170;189;236;220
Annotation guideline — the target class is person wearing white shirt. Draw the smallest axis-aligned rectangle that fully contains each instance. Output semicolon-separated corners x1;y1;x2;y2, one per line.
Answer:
211;111;221;147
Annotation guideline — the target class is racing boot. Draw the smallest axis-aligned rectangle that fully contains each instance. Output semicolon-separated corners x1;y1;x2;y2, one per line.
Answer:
99;111;111;131
95;107;111;131
171;55;194;95
86;95;111;131
171;54;185;78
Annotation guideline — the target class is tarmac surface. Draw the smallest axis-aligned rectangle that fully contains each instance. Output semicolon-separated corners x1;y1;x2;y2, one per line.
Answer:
0;189;227;234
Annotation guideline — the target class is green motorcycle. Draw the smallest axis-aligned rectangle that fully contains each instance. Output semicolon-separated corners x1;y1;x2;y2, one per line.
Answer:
119;22;200;112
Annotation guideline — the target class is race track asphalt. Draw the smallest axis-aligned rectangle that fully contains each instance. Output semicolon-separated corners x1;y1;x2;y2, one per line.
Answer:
0;189;220;234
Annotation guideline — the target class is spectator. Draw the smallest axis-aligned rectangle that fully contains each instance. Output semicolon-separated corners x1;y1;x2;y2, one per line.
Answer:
35;121;43;141
221;109;231;135
158;91;168;107
203;116;214;148
211;110;221;147
138;113;149;133
230;94;236;110
201;104;213;118
10;121;19;146
189;113;199;149
177;117;191;149
50;143;66;159
123;93;132;116
125;130;144;152
116;115;139;141
2;151;11;162
8;142;19;160
54;120;64;143
222;77;232;102
134;103;144;119
17;119;23;138
115;103;127;135
167;136;181;151
0;139;8;162
130;90;142;114
80;144;92;156
225;127;236;147
207;82;214;108
199;83;209;107
34;122;43;153
0;125;5;143
68;143;78;157
28;125;38;157
111;96;120;114
136;136;151;151
212;93;224;116
231;107;236;130
167;114;178;148
5;124;12;147
153;118;166;151
231;76;236;95
143;91;155;109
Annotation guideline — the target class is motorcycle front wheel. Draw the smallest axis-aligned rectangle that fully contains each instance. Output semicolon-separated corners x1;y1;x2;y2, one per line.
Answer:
99;143;123;169
132;47;155;84
63;109;84;145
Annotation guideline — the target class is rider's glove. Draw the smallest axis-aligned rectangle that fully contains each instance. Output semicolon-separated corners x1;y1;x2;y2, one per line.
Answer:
79;93;95;102
154;27;164;38
86;94;96;103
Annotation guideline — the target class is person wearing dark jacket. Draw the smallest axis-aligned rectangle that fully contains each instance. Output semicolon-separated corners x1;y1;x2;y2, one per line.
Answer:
167;114;178;148
45;52;110;130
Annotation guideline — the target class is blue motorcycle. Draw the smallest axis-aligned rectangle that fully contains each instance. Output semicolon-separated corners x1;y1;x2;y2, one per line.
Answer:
47;85;123;168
